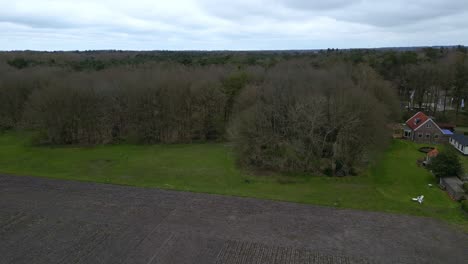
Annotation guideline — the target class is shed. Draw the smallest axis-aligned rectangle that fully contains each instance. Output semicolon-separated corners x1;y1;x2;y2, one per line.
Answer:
440;177;466;201
449;134;468;155
389;123;404;139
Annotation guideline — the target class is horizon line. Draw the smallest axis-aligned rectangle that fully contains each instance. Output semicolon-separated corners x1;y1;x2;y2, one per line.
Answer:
0;44;466;53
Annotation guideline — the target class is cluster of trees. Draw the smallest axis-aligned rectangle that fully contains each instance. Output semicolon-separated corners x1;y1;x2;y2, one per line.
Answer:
7;47;468;175
402;52;468;118
344;46;468;121
230;62;398;175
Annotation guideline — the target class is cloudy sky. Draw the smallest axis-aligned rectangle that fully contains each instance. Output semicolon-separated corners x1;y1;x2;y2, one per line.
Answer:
1;0;467;50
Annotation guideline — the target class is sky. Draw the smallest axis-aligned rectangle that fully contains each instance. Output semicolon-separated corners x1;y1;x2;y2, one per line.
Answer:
1;0;467;51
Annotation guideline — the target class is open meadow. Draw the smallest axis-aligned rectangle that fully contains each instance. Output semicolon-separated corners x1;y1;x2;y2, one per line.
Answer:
0;132;466;229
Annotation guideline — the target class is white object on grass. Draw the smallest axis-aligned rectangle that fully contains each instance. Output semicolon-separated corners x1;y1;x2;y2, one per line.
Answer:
412;195;424;204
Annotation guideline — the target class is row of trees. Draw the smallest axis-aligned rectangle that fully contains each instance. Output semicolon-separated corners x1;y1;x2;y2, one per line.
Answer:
1;55;400;175
401;52;468;118
345;47;468;122
0;50;309;71
0;64;258;144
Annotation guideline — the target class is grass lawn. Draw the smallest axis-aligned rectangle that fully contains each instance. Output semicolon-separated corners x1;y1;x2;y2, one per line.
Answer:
455;126;468;134
0;131;467;229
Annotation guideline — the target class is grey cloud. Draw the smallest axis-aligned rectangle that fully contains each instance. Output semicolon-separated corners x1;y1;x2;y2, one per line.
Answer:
329;0;468;27
0;0;467;50
199;0;468;28
0;15;74;29
282;0;355;10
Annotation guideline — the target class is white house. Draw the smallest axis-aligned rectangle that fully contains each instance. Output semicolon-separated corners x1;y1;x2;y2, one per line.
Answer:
449;134;468;155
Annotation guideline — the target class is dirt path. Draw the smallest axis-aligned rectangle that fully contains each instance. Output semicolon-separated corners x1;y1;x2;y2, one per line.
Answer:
0;174;466;264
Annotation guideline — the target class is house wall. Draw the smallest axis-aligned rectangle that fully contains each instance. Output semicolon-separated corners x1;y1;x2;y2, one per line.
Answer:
413;120;446;144
403;129;412;139
449;138;468;155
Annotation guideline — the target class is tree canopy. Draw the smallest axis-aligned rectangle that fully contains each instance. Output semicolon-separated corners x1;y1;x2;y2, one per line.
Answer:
428;149;463;178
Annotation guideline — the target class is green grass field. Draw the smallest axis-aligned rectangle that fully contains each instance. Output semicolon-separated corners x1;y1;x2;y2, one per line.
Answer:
455;126;468;132
0;132;466;229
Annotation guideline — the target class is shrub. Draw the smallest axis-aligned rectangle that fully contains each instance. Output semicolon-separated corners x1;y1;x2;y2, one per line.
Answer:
7;58;31;69
463;182;468;192
462;200;468;213
428;149;463;178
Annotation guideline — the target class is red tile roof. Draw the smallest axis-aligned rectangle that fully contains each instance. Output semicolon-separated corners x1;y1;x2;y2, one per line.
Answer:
405;112;429;130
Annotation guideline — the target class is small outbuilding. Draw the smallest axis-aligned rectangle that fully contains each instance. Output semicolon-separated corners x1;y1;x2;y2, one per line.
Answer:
439;177;466;201
389;123;404;139
449;134;468;155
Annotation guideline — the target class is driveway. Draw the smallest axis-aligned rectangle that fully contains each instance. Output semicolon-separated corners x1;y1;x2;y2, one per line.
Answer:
0;174;467;264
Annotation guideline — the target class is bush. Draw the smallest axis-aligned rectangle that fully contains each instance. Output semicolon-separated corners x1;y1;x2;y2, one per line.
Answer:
428;149;463;178
462;200;468;213
463;182;468;192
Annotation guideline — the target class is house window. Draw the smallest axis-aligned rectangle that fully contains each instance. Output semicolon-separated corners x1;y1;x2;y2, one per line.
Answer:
418;133;423;138
426;133;430;139
434;134;439;139
426;123;432;128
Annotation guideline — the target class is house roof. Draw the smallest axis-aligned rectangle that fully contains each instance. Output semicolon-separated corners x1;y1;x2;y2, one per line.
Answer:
450;133;468;146
440;177;464;193
405;112;430;130
442;129;453;135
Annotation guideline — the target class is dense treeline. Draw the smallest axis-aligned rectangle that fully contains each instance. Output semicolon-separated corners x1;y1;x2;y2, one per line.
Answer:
344;46;468;121
0;50;306;71
0;47;467;175
6;65;259;144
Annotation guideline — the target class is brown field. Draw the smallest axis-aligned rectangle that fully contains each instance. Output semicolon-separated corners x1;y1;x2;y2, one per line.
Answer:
1;174;467;264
